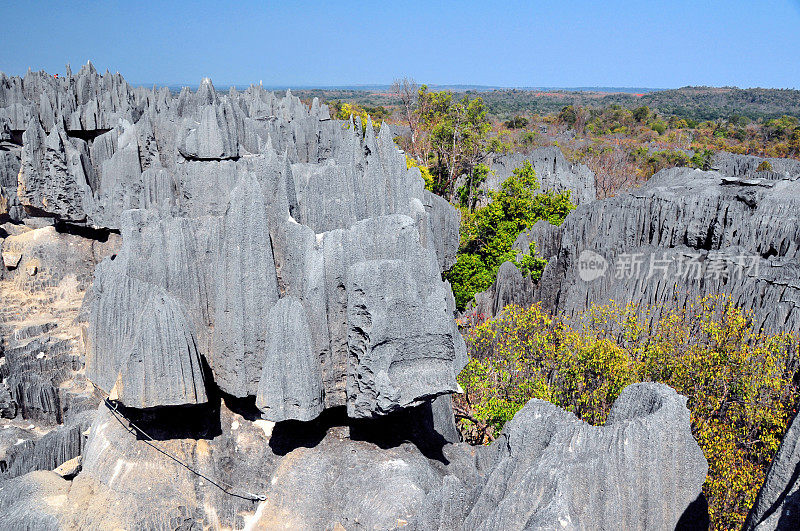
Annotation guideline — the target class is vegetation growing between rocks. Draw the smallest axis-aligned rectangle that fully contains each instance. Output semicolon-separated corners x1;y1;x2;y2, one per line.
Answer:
444;161;574;310
455;295;800;530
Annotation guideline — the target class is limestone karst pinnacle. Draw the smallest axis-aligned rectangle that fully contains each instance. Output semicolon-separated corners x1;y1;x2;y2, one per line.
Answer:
0;66;710;528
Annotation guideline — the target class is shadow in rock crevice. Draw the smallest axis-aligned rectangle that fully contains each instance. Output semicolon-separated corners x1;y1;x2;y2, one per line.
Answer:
746;449;800;530
775;489;800;530
55;220;118;242
675;493;709;531
109;355;221;441
114;399;223;442
350;401;450;464
268;401;450;464
221;393;261;422
268;407;346;456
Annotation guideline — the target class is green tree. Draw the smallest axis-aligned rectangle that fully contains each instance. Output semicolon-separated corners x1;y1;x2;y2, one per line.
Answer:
690;149;715;170
632;105;650;123
417;87;492;197
446;161;574;309
456;296;800;529
504;115;529;129
756;160;774;172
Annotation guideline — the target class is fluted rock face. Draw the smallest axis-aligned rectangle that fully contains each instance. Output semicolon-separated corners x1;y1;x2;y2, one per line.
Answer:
475;167;800;333
465;383;708;530
479;147;597;206
0;470;70;530
0;66;465;415
347;258;464;417
713;151;800;181
1;67;711;530
211;174;280;396
18;120;93;222
744;411;800;530
256;296;324;422
0;150;22;222
0;222;118;484
1;382;706;530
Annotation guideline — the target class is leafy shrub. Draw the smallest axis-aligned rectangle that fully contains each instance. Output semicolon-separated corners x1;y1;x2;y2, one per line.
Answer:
690;149;715;170
756;160;774;172
445;161;574;310
504;115;529;129
455;295;800;530
651;121;667;134
335;102;388;131
518;130;538;148
457;163;491;209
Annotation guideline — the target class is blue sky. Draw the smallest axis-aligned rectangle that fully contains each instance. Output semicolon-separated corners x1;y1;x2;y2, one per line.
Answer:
2;1;799;88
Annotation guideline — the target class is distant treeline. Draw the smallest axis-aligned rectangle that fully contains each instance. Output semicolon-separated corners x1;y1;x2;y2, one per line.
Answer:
464;87;800;122
295;86;800;123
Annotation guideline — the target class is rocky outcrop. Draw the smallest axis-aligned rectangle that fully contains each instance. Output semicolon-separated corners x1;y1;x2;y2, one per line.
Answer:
256;296;324;422
2;66;467;419
481;147;597;205
713;151;800;181
473;167;800;334
0;67;709;529
0;222;118;483
1;381;706;530
744;411;800;530
466;383;708;530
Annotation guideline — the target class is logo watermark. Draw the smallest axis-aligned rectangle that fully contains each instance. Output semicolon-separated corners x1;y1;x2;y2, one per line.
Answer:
578;250;608;281
578;250;760;282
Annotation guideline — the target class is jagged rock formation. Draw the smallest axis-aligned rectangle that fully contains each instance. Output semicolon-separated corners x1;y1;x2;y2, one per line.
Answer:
472;167;800;334
713;151;800;181
1;380;706;530
0;67;708;529
478;147;597;205
3;64;468;418
465;383;708;530
0;222;118;483
744;411;800;530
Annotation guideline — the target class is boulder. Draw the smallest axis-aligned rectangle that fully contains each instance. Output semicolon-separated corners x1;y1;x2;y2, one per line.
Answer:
465;383;708;530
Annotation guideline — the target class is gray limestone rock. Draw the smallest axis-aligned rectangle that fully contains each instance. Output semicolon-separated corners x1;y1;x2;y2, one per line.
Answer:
110;290;208;408
744;411;800;530
256;296;324;422
474;167;800;334
347;259;463;418
0;66;719;530
18;120;93;222
0;470;69;530
479;147;597;206
713;151;800;181
211;174;279;397
465;383;708;530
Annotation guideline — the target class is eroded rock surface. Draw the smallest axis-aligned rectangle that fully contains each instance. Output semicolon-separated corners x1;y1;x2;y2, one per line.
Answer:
466;383;707;530
745;411;800;530
473;167;800;334
480;147;597;206
0;67;709;529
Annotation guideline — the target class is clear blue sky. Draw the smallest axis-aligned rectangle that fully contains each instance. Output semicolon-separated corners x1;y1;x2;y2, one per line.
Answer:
2;0;799;88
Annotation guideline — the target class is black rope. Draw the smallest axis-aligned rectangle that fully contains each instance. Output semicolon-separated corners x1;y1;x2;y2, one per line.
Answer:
89;382;266;502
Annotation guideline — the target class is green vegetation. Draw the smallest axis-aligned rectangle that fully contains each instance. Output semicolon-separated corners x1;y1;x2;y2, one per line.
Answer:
313;82;800;200
456;295;800;530
445;161;573;310
415;85;492;196
311;79;800;530
756;160;774;172
329;101;391;130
